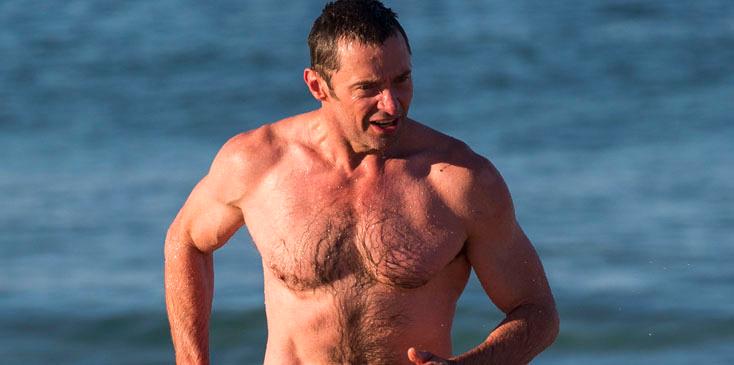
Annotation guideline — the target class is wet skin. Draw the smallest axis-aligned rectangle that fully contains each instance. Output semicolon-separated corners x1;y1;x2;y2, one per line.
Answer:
165;35;558;365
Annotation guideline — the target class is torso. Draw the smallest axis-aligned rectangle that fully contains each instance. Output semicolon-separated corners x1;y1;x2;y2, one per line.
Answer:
239;117;477;364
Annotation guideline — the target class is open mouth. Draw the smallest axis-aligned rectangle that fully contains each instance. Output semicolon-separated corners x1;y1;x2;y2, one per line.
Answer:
369;118;398;130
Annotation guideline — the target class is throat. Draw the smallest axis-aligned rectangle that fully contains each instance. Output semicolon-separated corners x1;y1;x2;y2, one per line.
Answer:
309;117;407;173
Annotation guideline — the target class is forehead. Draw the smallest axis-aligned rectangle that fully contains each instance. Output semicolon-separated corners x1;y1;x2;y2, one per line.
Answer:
333;35;411;81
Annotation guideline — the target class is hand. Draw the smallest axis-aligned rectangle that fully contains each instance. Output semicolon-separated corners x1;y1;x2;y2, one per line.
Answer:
407;347;456;365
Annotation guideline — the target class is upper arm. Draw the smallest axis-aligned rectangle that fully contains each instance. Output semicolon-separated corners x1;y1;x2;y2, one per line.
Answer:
166;133;261;253
464;161;555;314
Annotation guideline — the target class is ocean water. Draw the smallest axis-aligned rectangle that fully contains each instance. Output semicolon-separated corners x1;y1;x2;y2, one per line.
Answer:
1;0;733;364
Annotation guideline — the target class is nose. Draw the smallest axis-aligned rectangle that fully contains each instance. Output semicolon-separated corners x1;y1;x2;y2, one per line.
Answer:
378;88;401;116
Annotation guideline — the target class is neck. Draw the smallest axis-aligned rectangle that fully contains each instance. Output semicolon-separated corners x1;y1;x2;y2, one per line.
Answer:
307;110;392;174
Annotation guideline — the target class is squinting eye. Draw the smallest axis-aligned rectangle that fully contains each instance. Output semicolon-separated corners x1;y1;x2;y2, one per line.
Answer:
355;85;380;97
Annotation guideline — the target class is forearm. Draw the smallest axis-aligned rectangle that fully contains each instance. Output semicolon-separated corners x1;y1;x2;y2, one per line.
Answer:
452;302;559;365
164;238;214;365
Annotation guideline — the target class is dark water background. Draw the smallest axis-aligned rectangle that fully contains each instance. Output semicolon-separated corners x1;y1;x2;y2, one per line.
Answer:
1;0;733;364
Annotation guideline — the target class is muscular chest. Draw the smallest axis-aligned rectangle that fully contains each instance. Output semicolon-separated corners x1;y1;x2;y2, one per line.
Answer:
245;166;465;291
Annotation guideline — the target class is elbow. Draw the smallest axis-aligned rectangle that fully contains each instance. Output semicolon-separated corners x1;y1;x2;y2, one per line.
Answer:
165;219;195;251
164;225;181;258
547;305;560;347
521;297;559;349
164;223;193;261
539;300;560;349
165;220;184;246
164;223;212;265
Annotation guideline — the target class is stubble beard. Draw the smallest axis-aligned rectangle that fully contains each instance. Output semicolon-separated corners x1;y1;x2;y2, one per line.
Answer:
361;117;405;155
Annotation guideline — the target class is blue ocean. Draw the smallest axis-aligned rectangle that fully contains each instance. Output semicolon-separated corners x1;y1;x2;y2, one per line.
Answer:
1;1;732;364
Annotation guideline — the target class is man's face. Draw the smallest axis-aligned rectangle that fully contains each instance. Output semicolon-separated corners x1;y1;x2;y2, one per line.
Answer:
324;35;413;153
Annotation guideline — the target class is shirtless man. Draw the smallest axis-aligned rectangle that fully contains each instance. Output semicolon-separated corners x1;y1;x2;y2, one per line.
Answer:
164;1;559;364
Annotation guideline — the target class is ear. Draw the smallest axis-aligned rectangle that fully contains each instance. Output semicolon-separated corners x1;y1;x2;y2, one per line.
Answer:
304;68;329;101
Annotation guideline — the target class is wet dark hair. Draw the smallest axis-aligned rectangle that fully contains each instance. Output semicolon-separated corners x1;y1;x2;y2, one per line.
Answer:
308;0;411;88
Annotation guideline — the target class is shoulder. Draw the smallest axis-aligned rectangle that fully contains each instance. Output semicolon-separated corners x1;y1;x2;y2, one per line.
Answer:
213;111;321;177
411;123;511;222
408;120;502;187
212;124;280;177
205;118;293;204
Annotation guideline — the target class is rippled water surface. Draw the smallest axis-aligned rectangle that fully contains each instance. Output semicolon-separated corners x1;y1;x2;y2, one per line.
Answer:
2;1;733;364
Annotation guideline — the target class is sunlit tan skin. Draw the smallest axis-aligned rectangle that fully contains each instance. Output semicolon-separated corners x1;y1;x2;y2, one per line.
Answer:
165;35;559;365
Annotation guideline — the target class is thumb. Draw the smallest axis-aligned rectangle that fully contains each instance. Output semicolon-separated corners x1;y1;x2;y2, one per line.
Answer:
407;347;433;364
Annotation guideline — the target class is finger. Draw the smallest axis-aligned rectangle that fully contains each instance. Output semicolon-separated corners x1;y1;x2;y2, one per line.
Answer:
407;347;423;363
407;347;433;364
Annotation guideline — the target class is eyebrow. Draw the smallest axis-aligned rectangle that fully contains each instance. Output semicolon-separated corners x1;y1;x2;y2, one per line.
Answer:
394;70;412;81
350;79;381;90
349;69;412;90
